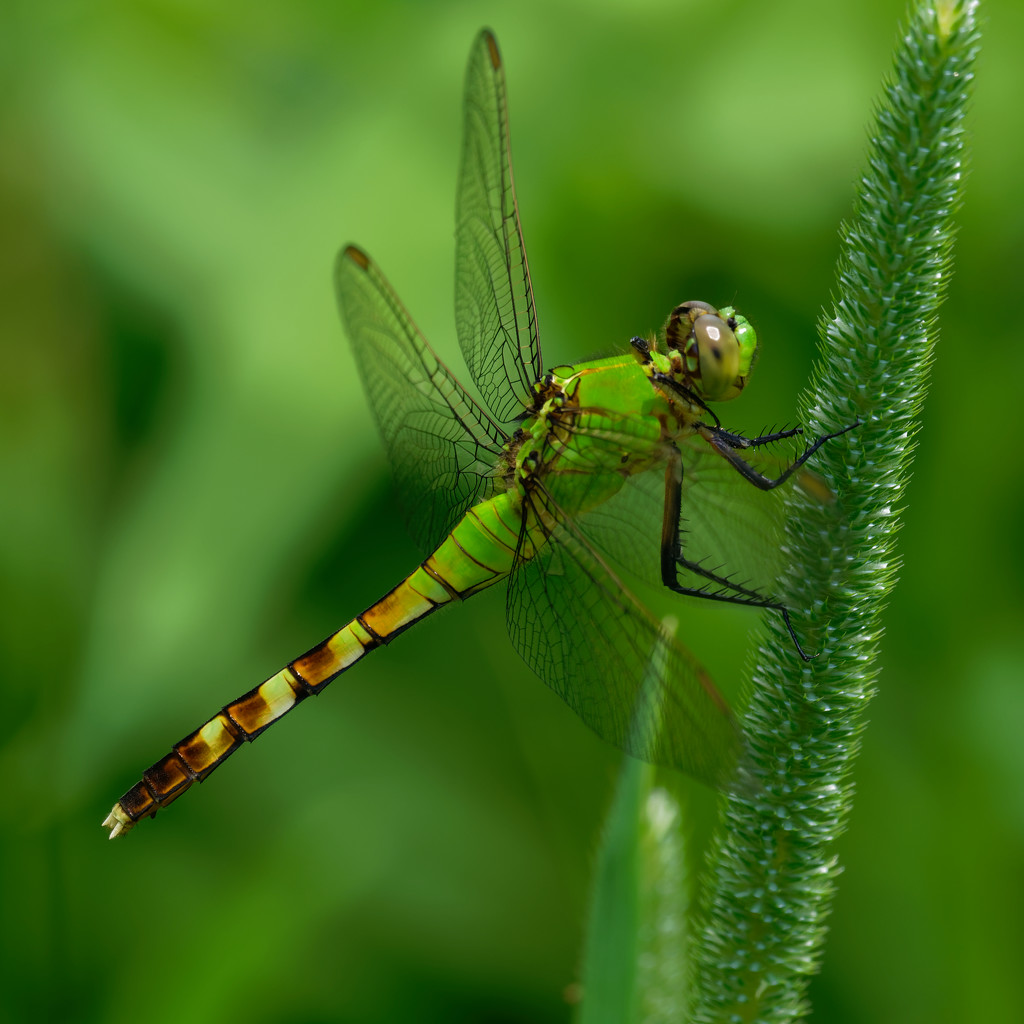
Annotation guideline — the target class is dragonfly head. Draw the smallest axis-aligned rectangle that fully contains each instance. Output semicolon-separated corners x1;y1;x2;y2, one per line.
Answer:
664;300;759;402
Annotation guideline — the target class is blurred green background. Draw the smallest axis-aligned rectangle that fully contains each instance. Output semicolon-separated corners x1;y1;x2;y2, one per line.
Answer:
2;0;1021;1021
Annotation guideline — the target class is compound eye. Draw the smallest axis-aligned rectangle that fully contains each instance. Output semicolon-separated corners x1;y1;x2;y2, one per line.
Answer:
665;300;719;352
692;314;741;401
678;300;716;316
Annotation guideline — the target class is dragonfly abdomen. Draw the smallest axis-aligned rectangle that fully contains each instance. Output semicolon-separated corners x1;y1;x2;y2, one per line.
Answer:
102;493;522;838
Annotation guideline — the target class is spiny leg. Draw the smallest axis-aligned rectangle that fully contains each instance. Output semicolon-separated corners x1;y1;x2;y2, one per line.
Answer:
697;420;859;491
659;447;811;660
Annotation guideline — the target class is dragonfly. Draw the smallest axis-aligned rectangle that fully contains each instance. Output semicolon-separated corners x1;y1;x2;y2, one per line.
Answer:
103;29;853;838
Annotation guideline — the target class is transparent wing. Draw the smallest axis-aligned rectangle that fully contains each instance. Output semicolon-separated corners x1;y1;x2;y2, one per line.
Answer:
335;245;507;552
513;406;790;597
506;482;741;788
455;29;541;424
542;419;802;599
673;436;802;594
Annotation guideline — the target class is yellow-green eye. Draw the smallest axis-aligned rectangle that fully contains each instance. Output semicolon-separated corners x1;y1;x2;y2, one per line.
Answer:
663;300;759;402
704;307;759;402
692;314;741;401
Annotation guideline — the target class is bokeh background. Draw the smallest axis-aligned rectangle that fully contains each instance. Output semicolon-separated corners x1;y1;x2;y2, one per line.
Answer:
2;0;1021;1021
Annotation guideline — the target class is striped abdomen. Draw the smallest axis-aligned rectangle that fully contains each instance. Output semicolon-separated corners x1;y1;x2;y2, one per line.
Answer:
102;494;522;838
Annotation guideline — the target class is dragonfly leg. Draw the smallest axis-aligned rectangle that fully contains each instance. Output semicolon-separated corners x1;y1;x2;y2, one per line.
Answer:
697;420;859;491
659;448;812;660
716;424;804;448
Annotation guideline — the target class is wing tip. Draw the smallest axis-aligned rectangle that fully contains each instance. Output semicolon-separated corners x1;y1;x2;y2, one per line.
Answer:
340;244;370;271
478;28;501;70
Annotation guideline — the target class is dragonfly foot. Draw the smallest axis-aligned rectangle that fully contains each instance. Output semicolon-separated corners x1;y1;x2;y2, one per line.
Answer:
780;608;814;662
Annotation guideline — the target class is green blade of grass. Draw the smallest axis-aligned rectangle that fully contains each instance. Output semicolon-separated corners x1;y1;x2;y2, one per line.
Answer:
692;3;981;1021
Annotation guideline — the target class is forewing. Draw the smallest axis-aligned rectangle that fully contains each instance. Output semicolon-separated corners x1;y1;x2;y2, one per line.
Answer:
506;484;741;788
455;29;541;424
673;437;796;596
544;419;799;601
335;245;507;552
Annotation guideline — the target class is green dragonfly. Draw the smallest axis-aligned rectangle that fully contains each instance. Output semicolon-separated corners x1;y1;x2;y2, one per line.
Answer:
103;30;852;838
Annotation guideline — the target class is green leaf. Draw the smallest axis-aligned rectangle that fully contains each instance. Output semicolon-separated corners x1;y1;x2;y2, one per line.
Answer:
578;616;694;1024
